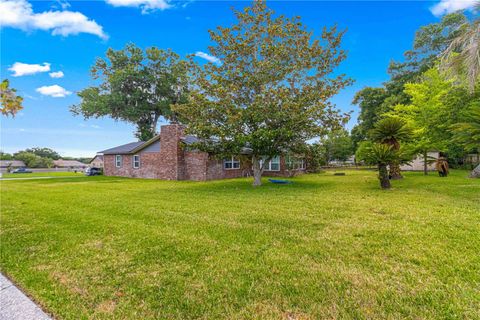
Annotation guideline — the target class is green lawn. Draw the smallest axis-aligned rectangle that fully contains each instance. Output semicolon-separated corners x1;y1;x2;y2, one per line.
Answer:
1;170;479;319
1;171;85;178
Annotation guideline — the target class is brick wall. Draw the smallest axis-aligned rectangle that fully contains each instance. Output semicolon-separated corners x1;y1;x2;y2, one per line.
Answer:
103;124;305;181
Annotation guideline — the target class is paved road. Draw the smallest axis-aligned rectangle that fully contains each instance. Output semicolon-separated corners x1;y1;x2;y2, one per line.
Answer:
0;274;51;320
0;176;84;181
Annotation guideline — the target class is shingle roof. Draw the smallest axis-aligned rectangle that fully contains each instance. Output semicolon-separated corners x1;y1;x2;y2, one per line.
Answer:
0;160;26;167
53;160;88;167
99;141;145;155
181;135;200;145
90;155;104;163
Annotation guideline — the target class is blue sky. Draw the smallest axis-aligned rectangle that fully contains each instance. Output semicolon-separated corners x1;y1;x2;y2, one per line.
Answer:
1;0;477;157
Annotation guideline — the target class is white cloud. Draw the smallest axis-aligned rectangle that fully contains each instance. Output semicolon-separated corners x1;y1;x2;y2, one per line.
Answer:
49;71;64;78
8;62;50;77
90;124;101;129
36;85;72;98
105;0;171;13
430;0;479;16
0;0;108;39
194;51;221;64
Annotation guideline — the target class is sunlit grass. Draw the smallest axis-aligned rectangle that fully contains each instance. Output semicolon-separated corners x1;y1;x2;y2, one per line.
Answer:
1;171;85;178
1;170;479;319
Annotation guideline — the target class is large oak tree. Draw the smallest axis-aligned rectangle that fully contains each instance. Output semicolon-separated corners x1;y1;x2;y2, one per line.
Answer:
175;1;351;186
72;44;189;140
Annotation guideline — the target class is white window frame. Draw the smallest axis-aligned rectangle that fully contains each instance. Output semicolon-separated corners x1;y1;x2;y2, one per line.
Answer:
133;155;140;169
224;156;240;170
261;156;281;171
115;155;122;168
286;155;306;170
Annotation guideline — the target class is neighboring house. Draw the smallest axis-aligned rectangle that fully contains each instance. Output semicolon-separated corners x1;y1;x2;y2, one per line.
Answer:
0;160;26;173
328;155;355;167
89;155;104;168
465;153;480;165
400;151;439;171
53;160;88;171
100;124;306;181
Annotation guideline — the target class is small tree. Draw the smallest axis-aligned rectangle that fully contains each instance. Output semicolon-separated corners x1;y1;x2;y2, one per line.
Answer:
175;1;351;186
370;117;412;179
1;79;23;117
361;143;397;189
72;44;190;140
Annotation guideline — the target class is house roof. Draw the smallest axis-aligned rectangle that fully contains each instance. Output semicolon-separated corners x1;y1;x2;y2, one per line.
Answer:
100;134;201;155
53;160;88;167
181;135;200;145
89;155;104;163
100;141;146;155
0;160;26;167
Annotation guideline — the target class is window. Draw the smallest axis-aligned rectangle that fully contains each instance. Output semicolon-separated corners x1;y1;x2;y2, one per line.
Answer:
286;155;306;170
133;155;140;168
224;157;240;169
115;155;122;168
261;156;280;171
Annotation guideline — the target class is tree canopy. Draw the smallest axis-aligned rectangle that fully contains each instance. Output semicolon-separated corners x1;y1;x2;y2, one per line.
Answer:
174;1;352;186
1;79;23;117
72;44;190;141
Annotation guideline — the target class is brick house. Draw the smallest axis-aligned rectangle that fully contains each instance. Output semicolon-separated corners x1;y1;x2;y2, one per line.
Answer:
100;124;306;181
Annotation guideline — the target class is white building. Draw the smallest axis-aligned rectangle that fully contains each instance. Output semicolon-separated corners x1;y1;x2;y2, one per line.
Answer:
400;151;440;171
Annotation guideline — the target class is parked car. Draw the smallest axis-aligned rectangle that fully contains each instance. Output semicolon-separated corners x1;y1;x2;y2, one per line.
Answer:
85;167;103;176
12;167;32;174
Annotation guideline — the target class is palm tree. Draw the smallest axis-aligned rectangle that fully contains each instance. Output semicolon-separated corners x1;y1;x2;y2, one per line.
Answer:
451;104;480;177
364;143;397;189
439;6;480;92
370;117;412;179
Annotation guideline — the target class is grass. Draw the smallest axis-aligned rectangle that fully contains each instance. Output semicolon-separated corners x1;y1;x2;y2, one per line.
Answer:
1;171;85;178
1;170;479;319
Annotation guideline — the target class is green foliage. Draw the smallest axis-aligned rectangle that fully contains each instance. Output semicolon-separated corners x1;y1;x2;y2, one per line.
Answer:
351;87;388;146
451;102;480;151
318;129;354;164
386;12;468;102
0;151;14;160
352;11;474;154
358;143;396;166
388;68;454;154
439;17;480;92
304;143;325;172
369;117;412;149
0;79;23;117
174;1;351;185
72;43;190;140
24;147;61;160
13;151;53;168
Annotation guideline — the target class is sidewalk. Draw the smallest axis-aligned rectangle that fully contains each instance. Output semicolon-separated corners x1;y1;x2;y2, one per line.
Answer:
0;273;51;320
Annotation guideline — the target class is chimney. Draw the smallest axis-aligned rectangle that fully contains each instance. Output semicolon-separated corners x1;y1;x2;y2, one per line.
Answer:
159;124;185;180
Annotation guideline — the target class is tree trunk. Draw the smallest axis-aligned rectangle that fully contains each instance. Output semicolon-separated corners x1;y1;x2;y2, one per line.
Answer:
389;161;403;180
378;164;391;189
423;151;428;176
470;163;480;178
252;155;262;186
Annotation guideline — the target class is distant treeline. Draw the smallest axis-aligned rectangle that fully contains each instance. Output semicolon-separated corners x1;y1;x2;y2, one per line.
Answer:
0;148;90;168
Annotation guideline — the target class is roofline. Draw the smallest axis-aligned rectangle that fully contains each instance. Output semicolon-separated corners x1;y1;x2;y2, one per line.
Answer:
130;135;161;154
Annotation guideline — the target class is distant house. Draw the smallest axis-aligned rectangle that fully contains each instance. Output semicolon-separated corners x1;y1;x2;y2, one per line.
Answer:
99;124;306;181
465;153;480;165
89;155;104;168
400;151;439;171
0;160;26;173
53;160;88;171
